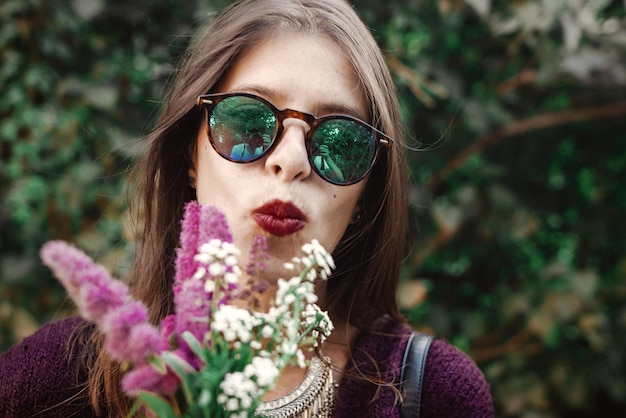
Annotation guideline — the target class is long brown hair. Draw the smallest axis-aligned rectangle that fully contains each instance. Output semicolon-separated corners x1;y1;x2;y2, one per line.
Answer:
87;0;408;414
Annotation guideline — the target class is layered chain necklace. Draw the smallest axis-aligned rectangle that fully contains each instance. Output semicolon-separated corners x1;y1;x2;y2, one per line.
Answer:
256;355;335;418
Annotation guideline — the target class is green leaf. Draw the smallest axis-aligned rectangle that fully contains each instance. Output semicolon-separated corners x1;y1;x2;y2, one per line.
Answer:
181;331;208;361
131;392;179;418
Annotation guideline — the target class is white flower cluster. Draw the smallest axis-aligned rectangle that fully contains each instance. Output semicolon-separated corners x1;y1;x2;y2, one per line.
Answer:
284;239;335;280
193;239;241;293
252;240;335;367
301;239;335;280
212;305;260;343
217;371;257;414
245;356;280;387
302;303;333;348
217;356;279;416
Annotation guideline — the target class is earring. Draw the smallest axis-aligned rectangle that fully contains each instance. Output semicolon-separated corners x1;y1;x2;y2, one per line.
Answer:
350;211;362;224
188;167;198;189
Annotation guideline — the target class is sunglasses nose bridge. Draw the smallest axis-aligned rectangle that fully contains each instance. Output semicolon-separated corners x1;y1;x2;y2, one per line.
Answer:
276;109;324;164
279;108;316;133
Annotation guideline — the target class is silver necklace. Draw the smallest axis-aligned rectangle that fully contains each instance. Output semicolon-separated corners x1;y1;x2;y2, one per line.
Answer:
256;355;335;418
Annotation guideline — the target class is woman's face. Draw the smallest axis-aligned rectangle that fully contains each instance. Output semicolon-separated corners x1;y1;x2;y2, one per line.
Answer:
191;33;368;282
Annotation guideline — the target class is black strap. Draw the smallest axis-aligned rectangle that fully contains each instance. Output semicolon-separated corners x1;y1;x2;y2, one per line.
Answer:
398;332;433;418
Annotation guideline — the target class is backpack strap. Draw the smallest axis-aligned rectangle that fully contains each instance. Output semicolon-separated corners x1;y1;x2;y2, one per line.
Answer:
398;331;433;418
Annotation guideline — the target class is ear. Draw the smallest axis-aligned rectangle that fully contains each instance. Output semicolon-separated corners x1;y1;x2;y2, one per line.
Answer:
188;167;197;189
188;148;198;189
350;204;362;224
188;132;200;188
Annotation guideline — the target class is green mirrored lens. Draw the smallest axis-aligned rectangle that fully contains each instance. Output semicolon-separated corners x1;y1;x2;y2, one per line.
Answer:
209;96;276;162
311;119;376;184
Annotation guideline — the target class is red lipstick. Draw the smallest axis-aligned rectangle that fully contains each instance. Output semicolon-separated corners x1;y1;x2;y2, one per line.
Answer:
252;200;306;237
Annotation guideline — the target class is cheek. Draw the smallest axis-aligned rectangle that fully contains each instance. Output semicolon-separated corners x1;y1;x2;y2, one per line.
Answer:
194;140;222;204
319;187;363;250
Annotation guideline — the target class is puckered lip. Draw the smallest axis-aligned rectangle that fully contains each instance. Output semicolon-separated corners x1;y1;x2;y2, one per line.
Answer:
251;199;307;237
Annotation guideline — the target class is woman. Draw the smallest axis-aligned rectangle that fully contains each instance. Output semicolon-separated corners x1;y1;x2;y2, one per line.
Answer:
0;0;493;417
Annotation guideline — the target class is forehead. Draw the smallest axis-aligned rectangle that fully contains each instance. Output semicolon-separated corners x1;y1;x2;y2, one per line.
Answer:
217;33;368;120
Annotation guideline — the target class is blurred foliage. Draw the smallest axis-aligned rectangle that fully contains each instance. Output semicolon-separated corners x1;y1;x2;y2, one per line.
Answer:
1;0;625;416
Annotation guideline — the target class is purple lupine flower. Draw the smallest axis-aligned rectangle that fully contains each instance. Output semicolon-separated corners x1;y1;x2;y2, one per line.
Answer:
246;234;269;277
174;201;202;290
41;241;165;369
174;279;211;343
100;301;162;365
77;273;131;322
171;202;238;362
197;204;233;246
174;202;234;289
122;363;180;396
40;241;129;320
160;314;177;345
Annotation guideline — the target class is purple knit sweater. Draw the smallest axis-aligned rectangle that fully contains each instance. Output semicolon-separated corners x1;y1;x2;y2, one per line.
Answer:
0;317;493;417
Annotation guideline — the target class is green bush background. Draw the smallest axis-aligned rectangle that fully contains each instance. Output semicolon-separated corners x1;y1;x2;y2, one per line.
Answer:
1;0;625;416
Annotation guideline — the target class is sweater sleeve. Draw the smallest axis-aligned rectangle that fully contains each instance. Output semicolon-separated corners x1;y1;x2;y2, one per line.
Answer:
420;339;493;418
0;317;95;418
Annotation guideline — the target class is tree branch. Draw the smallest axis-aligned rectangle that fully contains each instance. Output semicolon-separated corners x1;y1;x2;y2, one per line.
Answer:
426;100;626;192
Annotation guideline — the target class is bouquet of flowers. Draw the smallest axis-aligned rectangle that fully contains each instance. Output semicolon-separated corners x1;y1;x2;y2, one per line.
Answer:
40;201;334;417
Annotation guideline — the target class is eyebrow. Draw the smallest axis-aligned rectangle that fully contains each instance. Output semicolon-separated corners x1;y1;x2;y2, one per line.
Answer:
228;85;368;121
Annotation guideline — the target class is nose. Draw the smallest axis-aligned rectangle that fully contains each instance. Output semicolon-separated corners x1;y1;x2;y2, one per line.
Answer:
264;119;312;182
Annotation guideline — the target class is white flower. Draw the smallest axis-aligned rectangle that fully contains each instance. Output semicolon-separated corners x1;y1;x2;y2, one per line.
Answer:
244;356;279;387
204;280;215;293
301;256;312;268
305;291;318;304
224;271;239;284
224;255;238;267
209;262;224;276
306;269;317;281
302;304;320;326
212;305;260;343
267;305;288;320
284;293;296;305
301;239;335;279
279;340;298;356
295;349;306;368
192;266;206;280
261;325;274;339
219;372;259;412
226;398;239;411
193;238;242;299
194;252;213;265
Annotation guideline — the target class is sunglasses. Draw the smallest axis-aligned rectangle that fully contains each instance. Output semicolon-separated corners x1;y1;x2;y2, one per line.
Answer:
196;92;392;185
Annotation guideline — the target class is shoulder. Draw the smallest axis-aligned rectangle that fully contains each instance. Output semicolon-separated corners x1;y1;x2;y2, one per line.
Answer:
420;338;494;418
334;317;412;417
330;317;494;418
0;316;95;417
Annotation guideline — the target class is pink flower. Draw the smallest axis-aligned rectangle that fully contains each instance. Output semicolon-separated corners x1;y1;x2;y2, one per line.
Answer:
160;314;177;345
100;302;163;365
122;363;180;396
172;203;238;359
174;279;211;343
174;202;233;290
246;234;269;277
40;241;128;318
41;241;164;367
77;273;130;321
